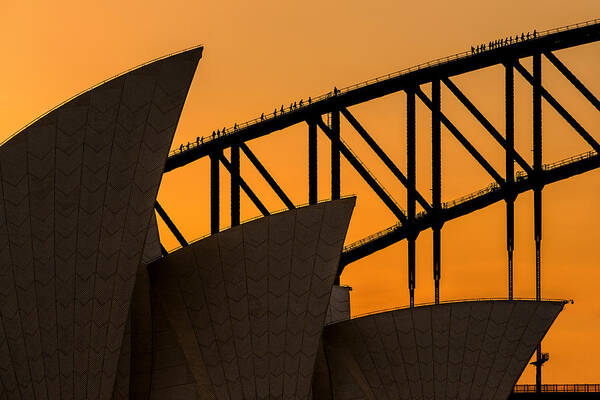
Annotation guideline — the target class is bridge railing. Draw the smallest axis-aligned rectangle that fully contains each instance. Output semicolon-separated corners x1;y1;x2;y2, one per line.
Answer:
514;384;600;393
342;149;599;253
442;182;502;209
542;150;597;170
168;19;600;158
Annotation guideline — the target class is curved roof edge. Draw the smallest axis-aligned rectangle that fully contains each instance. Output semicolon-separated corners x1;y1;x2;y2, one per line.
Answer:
351;297;569;321
163;195;358;255
2;45;204;148
319;299;566;400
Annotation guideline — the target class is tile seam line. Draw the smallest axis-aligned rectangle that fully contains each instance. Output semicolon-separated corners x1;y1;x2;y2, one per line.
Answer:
0;150;23;395
201;234;233;399
466;302;494;399
237;219;257;400
25;108;52;400
491;302;543;399
478;301;516;399
392;307;414;400
95;71;160;398
372;313;399;399
444;303;452;399
410;300;424;399
281;206;297;398
83;74;128;400
240;223;261;400
216;226;244;399
73;86;95;400
456;302;473;399
8;121;51;399
291;202;325;397
51;103;61;400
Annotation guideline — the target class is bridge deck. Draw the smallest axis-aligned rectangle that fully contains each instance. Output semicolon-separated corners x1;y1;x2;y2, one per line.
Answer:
340;150;600;267
165;18;600;171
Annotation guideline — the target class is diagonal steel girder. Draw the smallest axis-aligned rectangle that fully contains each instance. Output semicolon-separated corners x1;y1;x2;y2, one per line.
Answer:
239;142;295;210
415;87;505;186
218;153;271;217
155;201;188;247
339;151;600;269
544;51;600;112
340;107;432;212
442;77;534;175
514;60;600;154
315;117;408;224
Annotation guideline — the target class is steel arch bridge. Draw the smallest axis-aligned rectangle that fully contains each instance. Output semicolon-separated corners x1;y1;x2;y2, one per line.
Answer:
158;19;600;313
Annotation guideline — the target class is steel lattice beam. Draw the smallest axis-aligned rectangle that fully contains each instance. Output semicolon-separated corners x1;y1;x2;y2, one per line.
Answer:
164;21;600;171
339;151;600;270
316;117;408;224
544;51;600;112
219;153;270;217
340;107;432;212
155;201;188;247
514;60;600;153
239;142;295;210
308;119;318;204
415;87;505;185
443;77;533;175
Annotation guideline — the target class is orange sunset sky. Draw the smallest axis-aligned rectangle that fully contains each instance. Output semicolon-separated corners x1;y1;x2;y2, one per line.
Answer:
2;0;600;385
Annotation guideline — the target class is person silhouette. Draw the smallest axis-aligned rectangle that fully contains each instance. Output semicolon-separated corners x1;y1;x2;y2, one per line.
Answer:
274;108;277;116
334;86;339;95
308;97;311;104
261;113;264;120
179;144;183;151
299;99;303;106
281;105;284;113
533;29;537;38
196;136;199;144
521;33;525;41
471;46;475;54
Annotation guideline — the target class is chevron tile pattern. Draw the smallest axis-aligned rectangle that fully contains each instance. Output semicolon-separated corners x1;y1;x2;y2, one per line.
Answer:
0;47;202;399
148;197;356;400
141;214;162;265
319;300;565;400
128;265;154;400
324;285;351;326
113;215;161;400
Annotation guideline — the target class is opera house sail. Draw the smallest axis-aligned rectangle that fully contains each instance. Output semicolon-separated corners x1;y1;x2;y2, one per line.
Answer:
0;42;571;400
0;47;202;399
313;299;566;400
133;198;356;399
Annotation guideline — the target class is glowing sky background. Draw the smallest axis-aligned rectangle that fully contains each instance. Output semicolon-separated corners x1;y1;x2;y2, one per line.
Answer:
2;0;600;385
